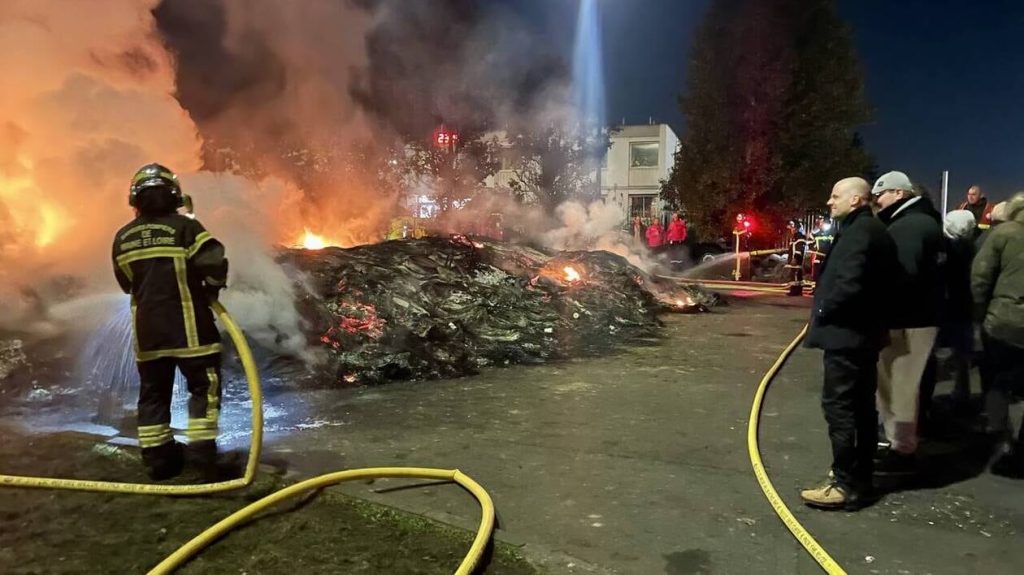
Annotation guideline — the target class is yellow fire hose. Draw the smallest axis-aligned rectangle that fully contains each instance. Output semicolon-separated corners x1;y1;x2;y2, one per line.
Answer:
747;324;846;574
0;300;495;575
691;282;792;294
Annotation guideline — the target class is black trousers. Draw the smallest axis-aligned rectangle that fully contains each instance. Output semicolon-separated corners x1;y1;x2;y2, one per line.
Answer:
982;335;1024;445
136;353;222;468
822;349;879;494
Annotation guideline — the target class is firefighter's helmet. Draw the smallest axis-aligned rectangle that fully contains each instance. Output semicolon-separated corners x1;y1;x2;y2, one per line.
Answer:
129;163;183;208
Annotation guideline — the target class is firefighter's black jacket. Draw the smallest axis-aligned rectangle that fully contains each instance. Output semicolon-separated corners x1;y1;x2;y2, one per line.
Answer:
112;214;227;362
811;228;834;257
805;206;902;351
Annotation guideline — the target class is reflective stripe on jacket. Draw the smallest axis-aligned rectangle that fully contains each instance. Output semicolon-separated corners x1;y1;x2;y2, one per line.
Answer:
112;215;226;362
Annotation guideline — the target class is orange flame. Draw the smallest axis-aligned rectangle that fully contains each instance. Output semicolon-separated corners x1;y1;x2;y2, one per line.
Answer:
563;266;581;283
300;229;328;250
0;162;72;250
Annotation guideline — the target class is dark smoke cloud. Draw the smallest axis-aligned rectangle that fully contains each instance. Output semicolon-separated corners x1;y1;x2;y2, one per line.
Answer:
352;0;568;137
153;0;292;159
153;0;567;154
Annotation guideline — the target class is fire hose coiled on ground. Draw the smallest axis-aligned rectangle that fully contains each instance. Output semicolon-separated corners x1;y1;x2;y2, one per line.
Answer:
747;324;846;574
0;301;495;575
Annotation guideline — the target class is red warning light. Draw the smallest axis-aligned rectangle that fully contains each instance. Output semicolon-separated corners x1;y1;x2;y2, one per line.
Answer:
734;212;755;234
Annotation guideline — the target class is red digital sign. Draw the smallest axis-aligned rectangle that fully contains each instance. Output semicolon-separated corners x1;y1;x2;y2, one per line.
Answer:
433;126;459;149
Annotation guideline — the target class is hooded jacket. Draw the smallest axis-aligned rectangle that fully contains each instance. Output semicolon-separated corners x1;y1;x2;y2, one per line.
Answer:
972;196;1024;348
646;221;664;248
666;218;688;243
943;210;977;324
877;195;946;328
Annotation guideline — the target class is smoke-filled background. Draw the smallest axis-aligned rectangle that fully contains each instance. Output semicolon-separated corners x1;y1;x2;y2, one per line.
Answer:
0;0;202;329
0;0;638;355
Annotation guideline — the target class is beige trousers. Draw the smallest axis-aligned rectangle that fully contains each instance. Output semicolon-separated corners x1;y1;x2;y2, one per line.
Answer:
877;327;939;454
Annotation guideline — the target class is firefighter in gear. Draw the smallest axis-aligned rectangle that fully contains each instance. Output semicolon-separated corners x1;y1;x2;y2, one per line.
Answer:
809;216;835;285
785;219;808;295
112;163;229;480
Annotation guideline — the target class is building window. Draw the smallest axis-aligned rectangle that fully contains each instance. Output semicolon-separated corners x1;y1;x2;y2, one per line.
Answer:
500;150;516;171
629;195;655;218
630;142;659;168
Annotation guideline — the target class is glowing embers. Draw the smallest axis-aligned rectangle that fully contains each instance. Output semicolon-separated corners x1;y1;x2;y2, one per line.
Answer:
674;296;696;309
320;301;386;350
449;234;484;249
563;266;582;284
550;263;585;286
534;262;587;287
660;292;702;314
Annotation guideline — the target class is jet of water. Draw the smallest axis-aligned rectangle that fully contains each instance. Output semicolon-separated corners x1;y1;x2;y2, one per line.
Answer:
77;300;160;428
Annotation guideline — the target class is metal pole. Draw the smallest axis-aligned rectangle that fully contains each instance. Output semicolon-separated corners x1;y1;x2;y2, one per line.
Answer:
941;170;949;221
733;231;742;281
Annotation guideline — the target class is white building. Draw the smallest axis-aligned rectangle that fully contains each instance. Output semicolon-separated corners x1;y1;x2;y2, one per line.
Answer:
485;122;679;223
600;123;679;221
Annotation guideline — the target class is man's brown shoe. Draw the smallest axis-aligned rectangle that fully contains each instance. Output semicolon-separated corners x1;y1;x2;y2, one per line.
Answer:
800;482;848;509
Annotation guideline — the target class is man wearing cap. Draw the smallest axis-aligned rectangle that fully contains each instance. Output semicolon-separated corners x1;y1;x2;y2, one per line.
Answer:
802;177;900;510
870;170;945;475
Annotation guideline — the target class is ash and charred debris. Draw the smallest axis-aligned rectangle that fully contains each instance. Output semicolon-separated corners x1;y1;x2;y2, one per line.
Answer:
280;237;717;385
0;339;27;382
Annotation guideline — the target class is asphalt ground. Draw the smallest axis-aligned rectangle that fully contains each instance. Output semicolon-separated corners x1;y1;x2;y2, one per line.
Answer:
3;293;1021;574
263;293;1023;574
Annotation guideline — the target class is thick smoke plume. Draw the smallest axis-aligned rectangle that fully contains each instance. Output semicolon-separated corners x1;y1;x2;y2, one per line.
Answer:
153;0;569;245
0;0;201;325
2;0;602;357
0;1;309;357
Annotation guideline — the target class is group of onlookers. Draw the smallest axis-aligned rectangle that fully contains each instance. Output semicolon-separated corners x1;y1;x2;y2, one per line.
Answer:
801;173;1024;510
632;213;688;249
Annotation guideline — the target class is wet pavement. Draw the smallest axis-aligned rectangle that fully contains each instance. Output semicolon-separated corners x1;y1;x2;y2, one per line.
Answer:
260;294;1023;574
6;293;1021;574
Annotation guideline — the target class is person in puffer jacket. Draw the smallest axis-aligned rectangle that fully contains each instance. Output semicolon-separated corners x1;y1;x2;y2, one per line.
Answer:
972;193;1024;478
870;171;945;475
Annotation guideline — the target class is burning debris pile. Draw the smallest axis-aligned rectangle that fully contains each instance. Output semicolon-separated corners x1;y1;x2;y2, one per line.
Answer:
282;237;717;385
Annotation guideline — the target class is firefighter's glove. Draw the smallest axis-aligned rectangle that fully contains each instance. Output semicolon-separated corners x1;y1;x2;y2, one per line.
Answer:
203;283;224;302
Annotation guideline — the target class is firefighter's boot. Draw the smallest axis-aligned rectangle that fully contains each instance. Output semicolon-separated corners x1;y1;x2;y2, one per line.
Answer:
143;441;185;481
187;439;220;481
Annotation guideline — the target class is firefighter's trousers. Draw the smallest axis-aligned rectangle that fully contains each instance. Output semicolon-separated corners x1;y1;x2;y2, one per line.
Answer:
136;353;222;469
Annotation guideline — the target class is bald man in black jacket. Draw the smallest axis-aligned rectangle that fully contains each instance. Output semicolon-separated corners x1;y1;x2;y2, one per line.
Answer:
801;177;902;510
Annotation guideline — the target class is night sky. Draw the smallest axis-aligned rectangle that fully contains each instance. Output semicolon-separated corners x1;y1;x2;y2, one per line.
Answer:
507;0;1024;203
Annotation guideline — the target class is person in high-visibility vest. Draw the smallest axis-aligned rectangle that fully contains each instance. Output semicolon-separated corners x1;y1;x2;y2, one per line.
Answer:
785;219;808;295
957;185;995;232
809;217;835;285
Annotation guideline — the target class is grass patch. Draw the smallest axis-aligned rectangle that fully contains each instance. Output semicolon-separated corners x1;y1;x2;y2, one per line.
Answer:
0;427;539;574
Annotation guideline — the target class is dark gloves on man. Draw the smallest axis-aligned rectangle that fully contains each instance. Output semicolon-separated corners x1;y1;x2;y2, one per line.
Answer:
203;257;228;301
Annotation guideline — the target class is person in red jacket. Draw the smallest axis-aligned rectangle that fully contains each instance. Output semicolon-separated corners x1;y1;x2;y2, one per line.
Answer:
958;185;996;230
645;218;664;249
666;212;688;244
